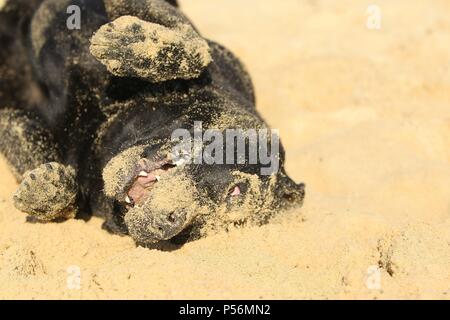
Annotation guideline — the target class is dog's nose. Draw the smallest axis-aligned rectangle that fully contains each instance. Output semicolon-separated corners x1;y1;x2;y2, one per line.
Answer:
125;206;188;244
123;169;199;244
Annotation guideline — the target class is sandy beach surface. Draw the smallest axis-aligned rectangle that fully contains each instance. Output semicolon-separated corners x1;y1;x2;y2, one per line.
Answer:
1;0;450;299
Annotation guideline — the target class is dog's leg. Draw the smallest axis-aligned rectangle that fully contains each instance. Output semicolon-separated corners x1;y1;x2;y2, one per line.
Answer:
90;0;211;82
0;1;80;221
0;109;79;221
104;0;188;27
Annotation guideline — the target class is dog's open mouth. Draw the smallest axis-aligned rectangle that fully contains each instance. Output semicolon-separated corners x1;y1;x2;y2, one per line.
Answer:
124;158;176;206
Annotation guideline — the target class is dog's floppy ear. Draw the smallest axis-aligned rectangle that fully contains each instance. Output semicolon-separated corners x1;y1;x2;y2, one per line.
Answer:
165;0;178;7
274;173;305;209
90;15;211;83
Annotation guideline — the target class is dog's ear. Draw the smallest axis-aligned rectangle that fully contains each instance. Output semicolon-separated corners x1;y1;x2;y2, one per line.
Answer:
90;15;211;83
274;173;305;209
165;0;178;7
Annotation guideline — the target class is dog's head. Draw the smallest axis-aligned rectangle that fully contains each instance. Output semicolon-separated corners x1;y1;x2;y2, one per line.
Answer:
102;126;305;245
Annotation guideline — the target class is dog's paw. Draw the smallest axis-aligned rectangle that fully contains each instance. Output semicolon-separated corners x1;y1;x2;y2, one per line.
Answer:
90;15;211;82
13;162;78;221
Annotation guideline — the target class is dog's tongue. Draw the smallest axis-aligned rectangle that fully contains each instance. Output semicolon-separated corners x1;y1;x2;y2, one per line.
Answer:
126;159;179;205
127;172;159;205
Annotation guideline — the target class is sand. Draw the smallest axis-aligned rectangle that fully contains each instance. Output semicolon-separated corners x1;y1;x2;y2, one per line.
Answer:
1;0;450;299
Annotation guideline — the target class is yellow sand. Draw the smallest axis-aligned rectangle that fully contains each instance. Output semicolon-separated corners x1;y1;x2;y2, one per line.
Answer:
1;0;450;299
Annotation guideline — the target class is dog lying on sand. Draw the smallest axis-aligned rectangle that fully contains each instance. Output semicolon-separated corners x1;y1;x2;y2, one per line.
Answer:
0;0;304;246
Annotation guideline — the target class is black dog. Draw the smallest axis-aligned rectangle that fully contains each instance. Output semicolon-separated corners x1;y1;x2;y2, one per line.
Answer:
0;0;304;246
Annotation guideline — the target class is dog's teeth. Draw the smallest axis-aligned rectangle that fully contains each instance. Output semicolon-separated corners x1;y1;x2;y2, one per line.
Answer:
138;171;148;177
125;196;132;204
155;175;161;181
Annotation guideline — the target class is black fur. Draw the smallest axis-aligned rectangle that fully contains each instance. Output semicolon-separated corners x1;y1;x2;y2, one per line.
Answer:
0;0;304;246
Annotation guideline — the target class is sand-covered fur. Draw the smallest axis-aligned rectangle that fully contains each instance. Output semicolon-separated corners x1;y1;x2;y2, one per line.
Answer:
90;16;212;82
0;0;303;245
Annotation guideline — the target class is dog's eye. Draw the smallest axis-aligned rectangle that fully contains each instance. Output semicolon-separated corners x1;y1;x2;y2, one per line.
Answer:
229;185;241;197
